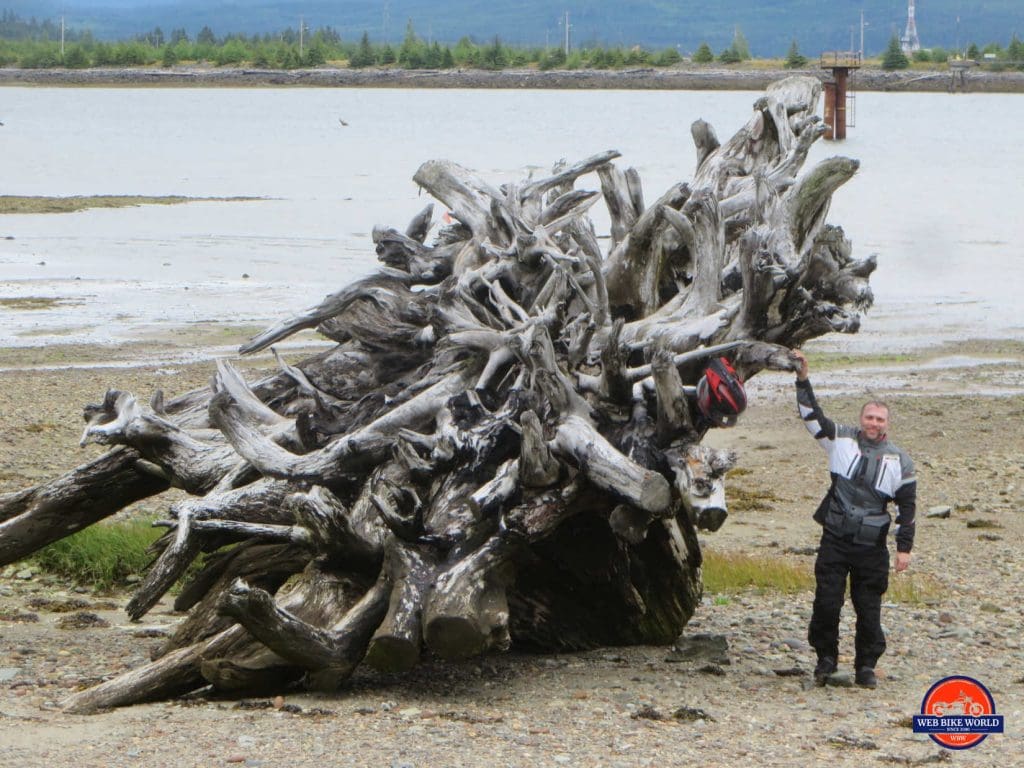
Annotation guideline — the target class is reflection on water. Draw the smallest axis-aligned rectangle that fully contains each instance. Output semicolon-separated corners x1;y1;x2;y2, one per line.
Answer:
0;87;1021;352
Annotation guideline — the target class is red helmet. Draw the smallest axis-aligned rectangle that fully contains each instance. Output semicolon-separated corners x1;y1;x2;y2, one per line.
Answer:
696;357;747;427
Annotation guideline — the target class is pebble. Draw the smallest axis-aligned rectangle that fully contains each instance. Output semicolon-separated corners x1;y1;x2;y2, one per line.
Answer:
15;569;33;580
0;667;22;682
824;673;854;687
925;506;951;518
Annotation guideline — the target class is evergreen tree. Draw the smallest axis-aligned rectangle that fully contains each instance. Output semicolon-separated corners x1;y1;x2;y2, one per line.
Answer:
692;42;714;63
196;26;216;46
881;34;910;70
350;31;374;67
279;46;298;69
784;40;808;69
480;35;506;70
63;44;90;68
719;45;741;64
252;45;271;68
1008;34;1024;67
161;43;178;67
657;47;681;66
93;42;114;65
732;27;751;60
539;46;566;70
304;42;327;67
626;46;651;65
215;38;247;65
966;42;980;60
452;36;477;66
424;41;443;68
398;19;424;67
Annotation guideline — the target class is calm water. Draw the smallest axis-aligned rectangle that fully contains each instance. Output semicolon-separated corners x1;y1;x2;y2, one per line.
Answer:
1;86;1022;353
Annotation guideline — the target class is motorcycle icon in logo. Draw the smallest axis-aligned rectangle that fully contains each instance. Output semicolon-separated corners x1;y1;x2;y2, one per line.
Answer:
930;694;985;718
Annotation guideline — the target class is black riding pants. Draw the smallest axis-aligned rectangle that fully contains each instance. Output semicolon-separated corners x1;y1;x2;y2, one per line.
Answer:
808;531;890;669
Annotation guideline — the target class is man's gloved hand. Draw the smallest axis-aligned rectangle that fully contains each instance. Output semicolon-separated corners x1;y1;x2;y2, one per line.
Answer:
791;349;809;381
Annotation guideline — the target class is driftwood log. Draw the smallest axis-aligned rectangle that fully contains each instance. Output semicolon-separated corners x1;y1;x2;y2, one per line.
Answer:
0;76;874;713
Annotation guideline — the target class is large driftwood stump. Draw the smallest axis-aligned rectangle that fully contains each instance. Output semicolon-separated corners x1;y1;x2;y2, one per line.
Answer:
0;77;874;712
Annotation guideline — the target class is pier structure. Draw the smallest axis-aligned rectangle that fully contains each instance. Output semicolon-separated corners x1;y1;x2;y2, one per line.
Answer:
819;51;861;141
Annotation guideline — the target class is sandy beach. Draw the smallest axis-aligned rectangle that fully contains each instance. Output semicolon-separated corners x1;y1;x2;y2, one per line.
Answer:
1;335;1022;767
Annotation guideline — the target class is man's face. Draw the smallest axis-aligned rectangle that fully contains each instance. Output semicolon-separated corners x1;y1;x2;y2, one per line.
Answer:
860;404;889;441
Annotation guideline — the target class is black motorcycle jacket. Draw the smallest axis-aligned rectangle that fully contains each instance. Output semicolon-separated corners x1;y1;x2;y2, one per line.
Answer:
797;379;916;552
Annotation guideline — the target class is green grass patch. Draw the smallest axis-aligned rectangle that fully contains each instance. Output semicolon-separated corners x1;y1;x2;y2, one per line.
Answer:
888;573;944;605
805;339;1024;372
32;518;163;590
0;195;262;215
0;296;81;311
21;421;60;434
703;549;814;594
807;350;921;369
725;485;783;512
965;518;1003;529
703;549;943;605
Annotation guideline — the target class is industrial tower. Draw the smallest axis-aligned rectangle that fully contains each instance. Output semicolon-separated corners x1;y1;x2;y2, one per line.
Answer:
901;0;922;53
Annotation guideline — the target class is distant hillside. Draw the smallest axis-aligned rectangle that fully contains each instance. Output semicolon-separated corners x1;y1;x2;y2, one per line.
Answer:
6;0;1022;55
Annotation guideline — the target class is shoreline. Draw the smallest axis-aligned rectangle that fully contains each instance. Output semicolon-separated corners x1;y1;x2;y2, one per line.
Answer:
0;331;1020;399
3;65;1024;93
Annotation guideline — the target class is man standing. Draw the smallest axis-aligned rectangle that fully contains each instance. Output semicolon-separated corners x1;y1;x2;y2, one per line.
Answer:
791;350;916;689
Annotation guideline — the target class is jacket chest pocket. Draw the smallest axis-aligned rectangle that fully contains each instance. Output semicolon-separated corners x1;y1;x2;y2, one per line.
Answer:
874;454;902;497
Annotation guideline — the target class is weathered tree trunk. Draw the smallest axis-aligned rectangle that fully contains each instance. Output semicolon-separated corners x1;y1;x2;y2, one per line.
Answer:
0;77;875;712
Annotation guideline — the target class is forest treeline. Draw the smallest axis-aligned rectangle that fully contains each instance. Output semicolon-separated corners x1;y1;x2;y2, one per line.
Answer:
2;11;1023;72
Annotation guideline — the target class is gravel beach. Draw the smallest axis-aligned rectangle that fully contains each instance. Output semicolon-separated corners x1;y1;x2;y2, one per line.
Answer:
1;338;1022;767
3;65;1024;93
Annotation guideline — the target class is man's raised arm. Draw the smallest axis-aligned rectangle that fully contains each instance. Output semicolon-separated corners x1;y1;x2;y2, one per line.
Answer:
792;349;837;443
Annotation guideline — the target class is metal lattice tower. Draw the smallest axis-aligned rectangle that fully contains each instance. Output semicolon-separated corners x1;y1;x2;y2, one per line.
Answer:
901;0;921;53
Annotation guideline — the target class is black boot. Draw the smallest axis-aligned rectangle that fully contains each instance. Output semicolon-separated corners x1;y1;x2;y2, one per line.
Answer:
813;656;837;685
855;667;877;689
